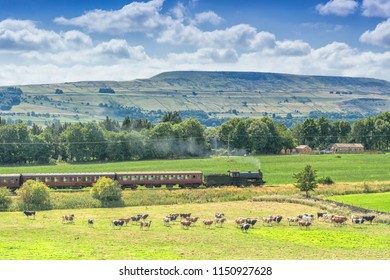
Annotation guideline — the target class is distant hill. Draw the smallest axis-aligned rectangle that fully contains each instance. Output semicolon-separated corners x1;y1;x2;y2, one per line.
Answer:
2;71;390;126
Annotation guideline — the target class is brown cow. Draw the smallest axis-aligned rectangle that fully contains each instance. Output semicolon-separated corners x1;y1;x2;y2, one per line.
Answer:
180;220;192;229
298;220;311;229
235;217;247;227
331;216;348;226
287;216;299;225
118;218;131;226
140;220;152;231
62;214;75;224
203;219;214;228
214;217;226;228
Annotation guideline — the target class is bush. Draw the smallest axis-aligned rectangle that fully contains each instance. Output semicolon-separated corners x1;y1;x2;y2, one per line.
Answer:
90;177;122;202
0;187;12;211
317;176;335;185
16;180;51;210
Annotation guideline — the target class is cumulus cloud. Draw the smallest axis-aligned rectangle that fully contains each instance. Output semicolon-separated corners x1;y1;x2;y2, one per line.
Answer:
193;11;223;25
360;18;390;47
54;0;170;34
168;48;238;64
93;39;147;60
0;19;92;51
316;0;359;16
362;0;390;17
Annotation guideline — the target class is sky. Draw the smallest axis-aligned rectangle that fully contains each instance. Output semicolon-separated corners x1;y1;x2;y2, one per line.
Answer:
1;0;390;85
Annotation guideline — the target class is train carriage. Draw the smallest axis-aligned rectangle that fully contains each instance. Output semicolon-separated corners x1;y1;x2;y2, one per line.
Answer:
0;174;21;190
21;172;116;189
115;171;203;189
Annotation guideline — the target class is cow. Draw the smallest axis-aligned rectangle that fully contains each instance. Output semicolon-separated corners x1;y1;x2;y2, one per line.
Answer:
287;216;299;225
88;219;94;227
118;218;131;226
362;215;375;224
215;213;225;219
261;217;273;226
62;214;75;224
203;219;214;228
112;220;125;228
180;213;191;219
23;211;36;219
163;216;171;227
186;217;199;224
352;218;365;224
322;214;334;222
141;214;149;221
180;220;192;229
130;215;142;224
272;215;283;224
331;216;348;226
246;218;257;228
168;214;179;223
140;220;152;231
214;217;226;228
298;220;312;229
241;223;251;233
317;212;327;221
235;217;247;227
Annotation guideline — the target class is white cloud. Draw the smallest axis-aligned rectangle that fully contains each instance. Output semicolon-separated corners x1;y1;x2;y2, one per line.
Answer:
316;0;359;16
274;40;312;56
0;19;92;51
193;11;223;25
54;0;170;34
360;18;390;47
94;39;147;60
362;0;390;17
168;48;238;64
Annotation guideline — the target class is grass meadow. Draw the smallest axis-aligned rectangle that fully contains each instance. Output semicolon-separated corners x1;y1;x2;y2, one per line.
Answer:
328;192;390;212
1;200;389;260
1;153;390;185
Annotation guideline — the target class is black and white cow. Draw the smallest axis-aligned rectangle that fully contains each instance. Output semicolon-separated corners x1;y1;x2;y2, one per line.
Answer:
23;211;36;219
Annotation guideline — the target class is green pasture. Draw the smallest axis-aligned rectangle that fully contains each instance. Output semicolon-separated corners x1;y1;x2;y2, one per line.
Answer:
1;153;390;185
1;201;389;260
328;192;390;212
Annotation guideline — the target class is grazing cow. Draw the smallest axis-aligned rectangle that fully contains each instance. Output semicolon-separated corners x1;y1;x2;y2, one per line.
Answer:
141;214;149;220
272;215;283;224
246;219;257;228
287;216;299;225
112;220;125;229
163;216;171;227
298;220;312;229
322;214;334;222
317;212;327;221
241;223;251;233
180;220;192;229
130;215;142;224
168;214;179;223
352;218;365;224
331;216;348;226
235;217;247;227
214;217;226;228
261;217;273;226
118;218;131;226
88;219;94;227
215;213;225;219
23;211;36;219
186;217;199;224
62;214;75;224
351;215;361;220
180;213;191;219
362;215;375;224
140;220;152;231
203;219;214;228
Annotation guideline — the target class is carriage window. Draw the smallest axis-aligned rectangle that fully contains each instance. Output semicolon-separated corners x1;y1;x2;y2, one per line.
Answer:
177;175;184;180
36;177;42;182
86;177;91;182
131;176;138;180
54;177;60;183
77;177;82;182
63;177;69;182
2;178;7;183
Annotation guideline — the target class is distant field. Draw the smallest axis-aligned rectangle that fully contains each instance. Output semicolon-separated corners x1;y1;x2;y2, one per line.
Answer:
1;154;390;185
328;192;390;212
1;201;389;260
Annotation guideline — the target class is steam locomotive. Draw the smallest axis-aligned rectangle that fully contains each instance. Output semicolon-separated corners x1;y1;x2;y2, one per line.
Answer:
0;169;265;190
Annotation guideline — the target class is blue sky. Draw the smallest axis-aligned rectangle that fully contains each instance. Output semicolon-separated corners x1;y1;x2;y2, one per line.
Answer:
0;0;390;85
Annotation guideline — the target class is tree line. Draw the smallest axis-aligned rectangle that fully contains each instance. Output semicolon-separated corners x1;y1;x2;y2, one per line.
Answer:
0;111;389;164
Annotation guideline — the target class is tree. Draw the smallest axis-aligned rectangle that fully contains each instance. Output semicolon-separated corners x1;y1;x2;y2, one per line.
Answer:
90;177;122;202
162;111;182;124
293;165;318;198
16;180;51;210
0;188;12;210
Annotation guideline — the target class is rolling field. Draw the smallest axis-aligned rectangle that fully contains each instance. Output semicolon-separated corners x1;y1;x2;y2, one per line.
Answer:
328;192;390;212
1;201;389;260
1;153;390;185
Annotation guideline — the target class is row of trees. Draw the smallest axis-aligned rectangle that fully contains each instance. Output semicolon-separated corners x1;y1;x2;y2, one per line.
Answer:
0;112;389;164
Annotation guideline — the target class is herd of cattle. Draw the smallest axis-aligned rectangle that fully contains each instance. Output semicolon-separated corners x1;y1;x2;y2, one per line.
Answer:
22;210;376;232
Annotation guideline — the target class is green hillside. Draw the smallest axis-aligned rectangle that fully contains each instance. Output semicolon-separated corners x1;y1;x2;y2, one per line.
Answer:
1;71;390;126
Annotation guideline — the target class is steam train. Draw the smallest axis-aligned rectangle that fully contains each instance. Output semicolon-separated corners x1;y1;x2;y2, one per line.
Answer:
0;169;265;190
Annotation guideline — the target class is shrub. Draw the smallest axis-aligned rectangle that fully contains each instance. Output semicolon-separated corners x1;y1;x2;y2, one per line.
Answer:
16;180;51;210
317;176;335;185
0;187;12;211
90;177;122;202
